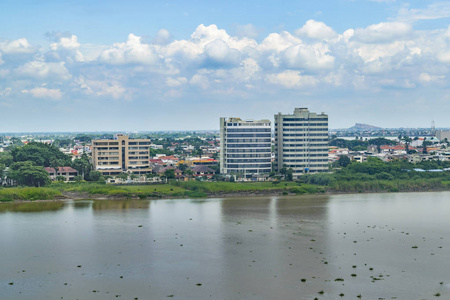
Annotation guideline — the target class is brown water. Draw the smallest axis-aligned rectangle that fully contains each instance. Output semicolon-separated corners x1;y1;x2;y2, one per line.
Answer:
1;192;450;300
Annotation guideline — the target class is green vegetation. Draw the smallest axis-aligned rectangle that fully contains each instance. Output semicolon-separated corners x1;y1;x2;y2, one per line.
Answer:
302;157;450;193
0;187;62;201
0;181;324;201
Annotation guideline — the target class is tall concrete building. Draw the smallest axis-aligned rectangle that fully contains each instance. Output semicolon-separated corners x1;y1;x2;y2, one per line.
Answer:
92;134;151;176
274;108;328;178
220;117;272;178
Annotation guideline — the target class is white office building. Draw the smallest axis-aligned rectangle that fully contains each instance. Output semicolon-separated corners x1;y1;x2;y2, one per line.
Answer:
274;108;328;178
220;117;272;178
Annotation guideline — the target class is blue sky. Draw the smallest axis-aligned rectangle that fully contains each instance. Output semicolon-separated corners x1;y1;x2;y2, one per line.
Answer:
1;0;450;132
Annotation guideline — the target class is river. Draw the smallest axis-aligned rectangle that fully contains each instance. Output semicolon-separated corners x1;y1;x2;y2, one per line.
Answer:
1;192;450;299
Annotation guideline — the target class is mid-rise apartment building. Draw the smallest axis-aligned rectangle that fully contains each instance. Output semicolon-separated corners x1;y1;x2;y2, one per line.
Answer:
274;108;328;178
92;134;151;176
220;117;272;178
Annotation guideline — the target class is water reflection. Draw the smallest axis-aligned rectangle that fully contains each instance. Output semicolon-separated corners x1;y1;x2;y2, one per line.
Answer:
92;200;149;211
0;201;65;213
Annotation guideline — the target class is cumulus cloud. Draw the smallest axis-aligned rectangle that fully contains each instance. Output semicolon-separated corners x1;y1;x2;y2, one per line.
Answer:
76;77;127;99
296;20;337;40
266;70;318;89
397;3;450;23
352;22;412;44
233;24;260;39
22;87;63;100
15;61;71;80
282;42;335;70
48;35;85;62
99;34;159;65
0;38;36;54
153;29;172;45
3;19;450;105
166;77;187;87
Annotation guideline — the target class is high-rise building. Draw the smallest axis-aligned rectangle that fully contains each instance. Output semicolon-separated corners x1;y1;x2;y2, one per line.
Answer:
274;108;328;178
92;134;151;176
220;117;272;178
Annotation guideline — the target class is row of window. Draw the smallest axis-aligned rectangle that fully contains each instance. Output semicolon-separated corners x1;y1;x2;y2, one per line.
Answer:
279;123;328;127
275;118;328;122
226;138;271;143
226;154;271;158
226;149;271;153
280;138;329;142
226;128;271;132
128;142;151;145
282;154;328;157
276;148;327;152
226;164;272;168
226;158;271;163
226;134;271;138
276;128;328;132
276;133;328;137
128;156;149;160
226;144;271;148
97;152;120;156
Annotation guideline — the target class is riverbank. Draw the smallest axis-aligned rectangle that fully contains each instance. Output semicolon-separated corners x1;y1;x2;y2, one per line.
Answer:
2;179;450;202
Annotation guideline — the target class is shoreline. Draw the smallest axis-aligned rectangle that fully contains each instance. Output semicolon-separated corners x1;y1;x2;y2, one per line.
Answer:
2;187;450;203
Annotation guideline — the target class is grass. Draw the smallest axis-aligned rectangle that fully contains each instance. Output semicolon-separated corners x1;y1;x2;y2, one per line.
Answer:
1;180;326;201
0;187;62;201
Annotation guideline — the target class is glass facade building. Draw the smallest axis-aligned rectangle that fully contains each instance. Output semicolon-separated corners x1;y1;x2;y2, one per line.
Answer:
274;108;328;178
220;117;272;177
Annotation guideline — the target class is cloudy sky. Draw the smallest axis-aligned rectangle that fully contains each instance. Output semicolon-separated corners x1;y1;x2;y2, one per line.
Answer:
1;0;450;132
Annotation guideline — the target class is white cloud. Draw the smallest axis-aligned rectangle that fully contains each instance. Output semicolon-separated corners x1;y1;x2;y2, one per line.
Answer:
296;20;337;40
266;70;318;89
234;24;260;39
166;77;187;87
153;29;172;45
260;31;302;53
0;87;12;96
15;61;71;80
0;38;36;54
77;78;126;99
418;73;444;83
397;3;450;23
22;87;63;100
99;34;159;65
190;73;209;89
352;22;412;44
282;42;335;70
49;35;85;62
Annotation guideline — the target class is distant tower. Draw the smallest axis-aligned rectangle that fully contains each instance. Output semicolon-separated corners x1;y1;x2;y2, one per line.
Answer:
431;121;436;137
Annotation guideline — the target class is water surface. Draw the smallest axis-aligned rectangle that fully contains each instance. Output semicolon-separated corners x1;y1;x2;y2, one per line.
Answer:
1;192;449;299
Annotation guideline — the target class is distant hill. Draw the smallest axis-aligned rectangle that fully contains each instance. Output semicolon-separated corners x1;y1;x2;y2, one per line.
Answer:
346;123;382;131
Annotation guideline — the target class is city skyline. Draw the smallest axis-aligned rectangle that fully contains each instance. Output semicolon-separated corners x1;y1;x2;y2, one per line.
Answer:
1;0;450;132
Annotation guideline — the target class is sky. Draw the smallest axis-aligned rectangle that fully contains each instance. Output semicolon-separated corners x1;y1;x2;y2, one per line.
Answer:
1;0;450;132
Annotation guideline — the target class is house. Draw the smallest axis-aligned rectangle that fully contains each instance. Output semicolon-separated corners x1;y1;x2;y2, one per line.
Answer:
191;165;216;178
45;167;78;182
158;166;183;177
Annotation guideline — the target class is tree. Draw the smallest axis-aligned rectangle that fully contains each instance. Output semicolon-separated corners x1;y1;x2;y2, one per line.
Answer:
178;163;188;172
9;161;51;187
116;173;128;181
11;142;71;167
88;170;104;182
185;169;194;180
72;153;91;180
164;169;176;179
56;175;66;182
286;168;294;181
0;152;13;167
338;155;351;167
